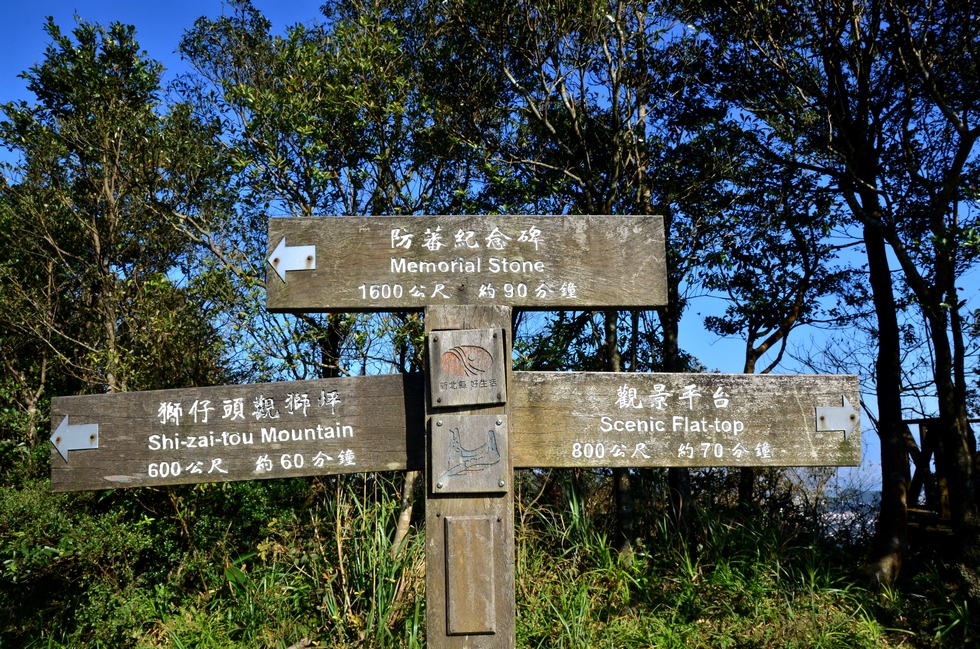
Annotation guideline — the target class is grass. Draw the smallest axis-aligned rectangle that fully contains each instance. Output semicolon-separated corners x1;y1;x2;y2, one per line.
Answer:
0;469;977;647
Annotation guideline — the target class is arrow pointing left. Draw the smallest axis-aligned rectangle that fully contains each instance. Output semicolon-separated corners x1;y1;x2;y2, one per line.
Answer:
51;416;99;463
268;236;316;282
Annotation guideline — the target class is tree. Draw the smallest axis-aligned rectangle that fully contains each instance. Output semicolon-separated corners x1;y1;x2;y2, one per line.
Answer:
682;0;980;584
176;0;503;380
436;0;752;550
702;153;855;502
0;19;229;427
176;0;510;561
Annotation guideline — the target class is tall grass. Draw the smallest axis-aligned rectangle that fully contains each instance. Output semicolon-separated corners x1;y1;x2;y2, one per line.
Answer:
1;469;976;647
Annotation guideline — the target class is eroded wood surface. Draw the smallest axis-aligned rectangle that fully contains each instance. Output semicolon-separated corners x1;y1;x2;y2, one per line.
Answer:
510;372;861;468
425;306;515;649
445;516;497;635
50;375;424;492
266;215;666;311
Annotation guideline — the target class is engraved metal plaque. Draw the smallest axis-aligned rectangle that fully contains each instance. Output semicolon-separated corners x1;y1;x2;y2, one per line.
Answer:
428;328;506;408
431;415;509;494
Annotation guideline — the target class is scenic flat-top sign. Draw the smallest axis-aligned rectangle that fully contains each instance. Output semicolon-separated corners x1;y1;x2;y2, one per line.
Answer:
266;215;667;311
511;372;861;468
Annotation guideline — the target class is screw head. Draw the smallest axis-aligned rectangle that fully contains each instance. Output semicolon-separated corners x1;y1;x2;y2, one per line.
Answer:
498;480;505;488
437;482;444;489
436;420;443;427
496;418;503;426
433;335;439;342
436;397;442;403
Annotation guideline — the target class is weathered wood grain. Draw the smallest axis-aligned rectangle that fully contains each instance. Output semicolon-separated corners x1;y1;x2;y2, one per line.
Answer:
445;516;497;635
50;375;424;492
510;372;861;468
425;306;515;649
266;215;666;311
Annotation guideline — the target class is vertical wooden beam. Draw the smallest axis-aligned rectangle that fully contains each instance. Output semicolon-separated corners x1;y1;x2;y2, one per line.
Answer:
425;306;515;649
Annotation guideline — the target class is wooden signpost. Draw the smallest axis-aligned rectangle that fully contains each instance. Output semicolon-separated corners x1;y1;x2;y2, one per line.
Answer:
50;375;425;492
51;214;860;649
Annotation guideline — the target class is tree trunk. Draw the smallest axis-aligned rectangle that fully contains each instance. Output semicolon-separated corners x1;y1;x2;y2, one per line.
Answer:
613;466;633;564
738;467;756;506
926;304;979;568
739;350;761;506
863;223;910;588
390;470;418;559
319;313;348;378
658;294;695;528
604;309;634;562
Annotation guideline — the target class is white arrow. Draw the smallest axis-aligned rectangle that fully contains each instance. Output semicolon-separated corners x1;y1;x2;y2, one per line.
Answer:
268;236;316;282
51;415;99;463
815;396;859;440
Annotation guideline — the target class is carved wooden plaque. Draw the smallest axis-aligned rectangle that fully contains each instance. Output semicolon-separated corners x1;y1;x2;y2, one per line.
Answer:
429;327;506;408
50;375;425;492
431;415;509;494
510;372;861;468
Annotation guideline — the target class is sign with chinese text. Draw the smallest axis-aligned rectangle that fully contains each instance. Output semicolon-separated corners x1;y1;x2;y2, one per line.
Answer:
50;211;862;649
50;375;424;492
510;372;860;468
266;215;667;311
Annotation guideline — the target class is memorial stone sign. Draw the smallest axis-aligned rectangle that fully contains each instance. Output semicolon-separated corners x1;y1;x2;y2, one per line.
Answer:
51;214;860;649
266;215;667;311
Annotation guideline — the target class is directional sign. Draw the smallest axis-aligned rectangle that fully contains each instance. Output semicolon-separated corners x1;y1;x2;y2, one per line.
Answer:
510;372;861;468
50;375;424;492
268;236;317;282
51;416;99;463
816;396;860;440
266;215;667;311
51;213;864;649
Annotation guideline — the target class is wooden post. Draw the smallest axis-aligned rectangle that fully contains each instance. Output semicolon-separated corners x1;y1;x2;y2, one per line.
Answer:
425;306;515;649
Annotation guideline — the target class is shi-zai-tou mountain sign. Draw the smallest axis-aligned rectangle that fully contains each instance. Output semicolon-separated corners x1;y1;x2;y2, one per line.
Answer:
52;214;860;649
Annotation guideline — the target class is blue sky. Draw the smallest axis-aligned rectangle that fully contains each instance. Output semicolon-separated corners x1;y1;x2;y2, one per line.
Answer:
0;2;323;104
0;0;885;485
